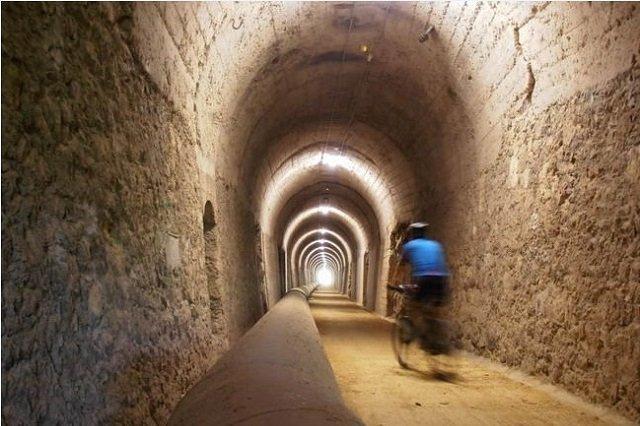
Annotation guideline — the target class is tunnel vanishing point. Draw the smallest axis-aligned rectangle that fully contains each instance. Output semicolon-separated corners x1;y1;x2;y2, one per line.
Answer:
1;2;639;425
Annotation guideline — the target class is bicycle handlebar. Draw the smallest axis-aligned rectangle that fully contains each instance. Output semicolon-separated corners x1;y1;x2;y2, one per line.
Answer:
387;284;409;294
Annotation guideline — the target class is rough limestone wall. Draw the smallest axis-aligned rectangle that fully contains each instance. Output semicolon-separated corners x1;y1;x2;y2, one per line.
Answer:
131;2;264;340
1;3;229;423
209;176;263;341
411;3;640;420
434;63;640;420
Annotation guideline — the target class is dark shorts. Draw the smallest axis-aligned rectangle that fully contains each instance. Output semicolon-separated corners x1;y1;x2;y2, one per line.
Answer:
412;275;450;306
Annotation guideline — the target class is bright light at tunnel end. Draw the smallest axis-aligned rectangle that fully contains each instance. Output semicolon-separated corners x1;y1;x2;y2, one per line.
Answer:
316;268;334;287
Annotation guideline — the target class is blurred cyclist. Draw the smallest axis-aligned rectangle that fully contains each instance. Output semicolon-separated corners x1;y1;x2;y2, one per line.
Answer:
398;222;451;355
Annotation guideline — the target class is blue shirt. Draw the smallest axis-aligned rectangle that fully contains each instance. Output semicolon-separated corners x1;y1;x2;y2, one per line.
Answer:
402;238;449;277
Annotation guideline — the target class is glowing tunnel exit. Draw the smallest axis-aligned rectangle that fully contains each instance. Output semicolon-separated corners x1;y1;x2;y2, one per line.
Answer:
315;266;334;288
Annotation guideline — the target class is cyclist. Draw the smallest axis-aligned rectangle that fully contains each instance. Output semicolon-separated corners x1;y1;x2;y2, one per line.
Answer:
396;222;451;355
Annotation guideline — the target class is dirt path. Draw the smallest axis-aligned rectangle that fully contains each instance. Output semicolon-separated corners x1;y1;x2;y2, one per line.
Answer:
310;293;631;426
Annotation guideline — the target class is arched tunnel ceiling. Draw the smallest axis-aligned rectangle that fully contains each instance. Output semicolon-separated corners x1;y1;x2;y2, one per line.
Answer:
292;229;353;267
133;1;638;219
131;1;485;309
216;2;467;186
283;200;370;252
257;122;421;241
213;2;472;303
134;2;474;277
278;177;384;298
237;2;459;248
277;181;378;246
287;222;357;291
300;240;346;272
171;1;468;239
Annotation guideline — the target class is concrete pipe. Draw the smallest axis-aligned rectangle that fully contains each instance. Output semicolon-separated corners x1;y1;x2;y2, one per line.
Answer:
169;286;362;425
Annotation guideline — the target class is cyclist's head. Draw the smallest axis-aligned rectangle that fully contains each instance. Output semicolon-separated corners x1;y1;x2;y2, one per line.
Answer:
407;222;429;239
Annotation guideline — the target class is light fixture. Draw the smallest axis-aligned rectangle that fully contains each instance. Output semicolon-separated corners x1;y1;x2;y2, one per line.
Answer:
360;44;373;62
419;25;434;43
322;153;340;168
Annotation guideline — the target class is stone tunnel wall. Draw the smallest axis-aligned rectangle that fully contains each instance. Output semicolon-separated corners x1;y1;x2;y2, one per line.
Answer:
441;67;640;420
1;3;261;423
420;3;640;420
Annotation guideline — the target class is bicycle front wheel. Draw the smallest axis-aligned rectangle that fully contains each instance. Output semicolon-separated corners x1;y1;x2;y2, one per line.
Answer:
392;316;415;368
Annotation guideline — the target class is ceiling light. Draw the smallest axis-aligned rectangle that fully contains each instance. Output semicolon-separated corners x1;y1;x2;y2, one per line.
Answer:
419;25;434;43
322;153;340;168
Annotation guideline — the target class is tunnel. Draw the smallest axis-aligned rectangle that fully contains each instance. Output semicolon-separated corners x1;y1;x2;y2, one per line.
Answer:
1;2;639;424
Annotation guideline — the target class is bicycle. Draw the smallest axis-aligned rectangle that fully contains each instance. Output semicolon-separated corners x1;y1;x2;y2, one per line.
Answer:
387;284;451;371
